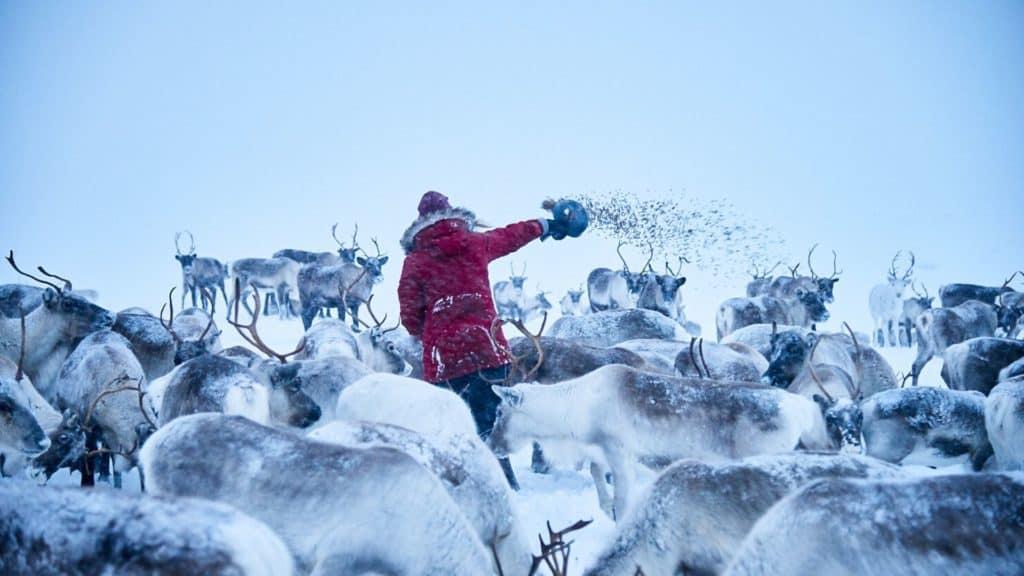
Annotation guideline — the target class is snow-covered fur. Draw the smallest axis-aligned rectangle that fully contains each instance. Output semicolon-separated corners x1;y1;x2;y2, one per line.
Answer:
227;257;302;320
613;338;692;375
0;360;65;478
0;378;49;470
721;323;810;360
112;307;177;381
986;379;1024;470
506;336;650;383
309;420;531;575
53;330;154;471
586;452;901;576
717;293;829;340
142;414;492;575
548;309;688;348
674;340;768;382
861;387;992;470
0;481;294;576
912;299;997;385
869;279;910;347
252;356;370;422
148;355;273;427
296;318;407;373
335;373;479;440
489;365;829;519
400;206;478;253
587;268;640;312
170;307;223;364
1000;357;1024;382
0;286;115;396
724;474;1024;576
941;337;1024;394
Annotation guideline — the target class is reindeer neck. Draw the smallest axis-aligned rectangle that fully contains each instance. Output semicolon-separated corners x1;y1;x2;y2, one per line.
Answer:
524;382;593;436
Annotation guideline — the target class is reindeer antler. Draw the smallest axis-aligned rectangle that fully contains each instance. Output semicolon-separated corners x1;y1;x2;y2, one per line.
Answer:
830;250;842;279
331;223;344;247
806;336;834;403
36;266;72;291
641;242;654;274
175;231;196;255
806;243;820;279
15;309;26;383
902;251;915;280
227;279;304;364
528;519;593;576
616;241;630;273
5;251;63;292
888;250;902;279
159;287;215;346
787;263;801;278
698;338;712;380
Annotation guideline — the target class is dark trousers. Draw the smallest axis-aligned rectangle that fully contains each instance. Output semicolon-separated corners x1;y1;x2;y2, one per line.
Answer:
441;364;509;440
440;364;519;490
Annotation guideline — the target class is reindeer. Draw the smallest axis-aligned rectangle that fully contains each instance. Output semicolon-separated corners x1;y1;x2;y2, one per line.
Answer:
298;237;388;331
156;288;221;365
995;271;1024;337
673;337;768;383
939;272;1019;308
273;248;336;265
1;252;115;394
0;482;295;576
142;413;494;575
548;308;689;348
489;364;829;519
861;387;991;469
520;287;553;324
637;257;687;320
587;242;651;312
173;231;228;313
725;474;1024;576
295;296;407;374
868;250;915;347
898;281;933;347
911;299;997;386
986;378;1024;470
745;259;782;298
804;243;842;303
586;453;901;576
560;286;588;317
52;330;156;486
941;337;1024;394
309;419;533;576
227;257;302;319
493;262;528;321
716;289;829;341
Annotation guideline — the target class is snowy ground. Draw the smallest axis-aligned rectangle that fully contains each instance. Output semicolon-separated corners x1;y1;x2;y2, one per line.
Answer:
45;309;953;575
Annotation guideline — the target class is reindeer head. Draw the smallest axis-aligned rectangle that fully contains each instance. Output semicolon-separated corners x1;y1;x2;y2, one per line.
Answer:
567;288;584;304
488;385;536;457
29;411;86;482
265;363;322;428
6;251;115;339
355;238;389;280
886;250;914;295
806;244;842;303
332;223;362;264
815;395;863;452
796;287;830;322
174;231;198;273
0;388;49;459
763;331;814;389
509;262;527;290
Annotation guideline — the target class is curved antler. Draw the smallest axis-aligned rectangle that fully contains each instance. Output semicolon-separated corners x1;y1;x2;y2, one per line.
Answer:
616;241;630;272
805;336;834;403
806;243;819;279
36;266;72;291
227;279;304;364
331;223;344;247
698;338;712;380
830;250;842;279
5;251;63;292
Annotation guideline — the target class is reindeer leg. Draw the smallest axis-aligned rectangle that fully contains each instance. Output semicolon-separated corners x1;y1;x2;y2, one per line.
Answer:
605;445;632;522
348;300;361;332
531;442;551;474
590;461;615;519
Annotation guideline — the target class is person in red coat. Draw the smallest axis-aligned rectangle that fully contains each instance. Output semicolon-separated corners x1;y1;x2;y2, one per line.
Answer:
398;191;580;488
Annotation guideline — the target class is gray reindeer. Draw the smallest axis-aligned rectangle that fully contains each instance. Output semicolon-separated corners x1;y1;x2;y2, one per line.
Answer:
173;231;228;313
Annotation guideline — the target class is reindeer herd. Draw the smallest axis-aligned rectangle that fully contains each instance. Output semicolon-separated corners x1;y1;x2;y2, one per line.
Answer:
0;229;1022;575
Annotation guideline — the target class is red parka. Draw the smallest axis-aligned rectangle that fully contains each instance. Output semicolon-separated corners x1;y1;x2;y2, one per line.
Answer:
398;207;544;382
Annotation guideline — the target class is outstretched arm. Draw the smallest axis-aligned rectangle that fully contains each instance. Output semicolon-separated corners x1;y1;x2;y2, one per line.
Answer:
480;220;546;262
398;257;426;337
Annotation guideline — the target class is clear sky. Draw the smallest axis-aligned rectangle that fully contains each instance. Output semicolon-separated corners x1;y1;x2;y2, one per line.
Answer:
2;1;1021;332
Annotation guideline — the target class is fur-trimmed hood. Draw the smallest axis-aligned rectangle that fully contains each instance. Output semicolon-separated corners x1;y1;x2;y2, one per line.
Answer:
399;207;477;254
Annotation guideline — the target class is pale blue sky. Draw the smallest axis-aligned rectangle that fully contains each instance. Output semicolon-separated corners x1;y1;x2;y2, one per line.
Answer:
2;1;1021;330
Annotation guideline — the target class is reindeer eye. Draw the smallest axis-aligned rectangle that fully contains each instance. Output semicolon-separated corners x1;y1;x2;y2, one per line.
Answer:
59;433;69;442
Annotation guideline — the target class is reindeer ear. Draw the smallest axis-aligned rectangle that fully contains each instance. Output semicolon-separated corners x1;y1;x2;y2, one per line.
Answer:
812;394;831;410
42;287;59;305
804;333;819;348
378;256;389;266
492;386;523;407
356;257;367;266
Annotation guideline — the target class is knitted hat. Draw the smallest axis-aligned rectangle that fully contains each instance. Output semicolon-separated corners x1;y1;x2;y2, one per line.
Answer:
418;191;452;217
